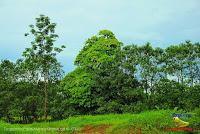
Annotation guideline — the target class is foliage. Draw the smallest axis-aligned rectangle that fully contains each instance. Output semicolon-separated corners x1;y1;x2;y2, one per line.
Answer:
61;67;95;115
74;29;122;69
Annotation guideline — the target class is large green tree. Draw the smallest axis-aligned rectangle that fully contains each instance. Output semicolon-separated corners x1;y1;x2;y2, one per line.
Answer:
72;30;141;113
75;30;122;70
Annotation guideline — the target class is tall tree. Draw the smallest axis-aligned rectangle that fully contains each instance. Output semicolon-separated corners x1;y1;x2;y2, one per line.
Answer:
73;30;140;113
74;30;122;70
23;15;65;121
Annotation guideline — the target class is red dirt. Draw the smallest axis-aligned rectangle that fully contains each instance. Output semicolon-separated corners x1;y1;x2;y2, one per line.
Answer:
73;124;111;134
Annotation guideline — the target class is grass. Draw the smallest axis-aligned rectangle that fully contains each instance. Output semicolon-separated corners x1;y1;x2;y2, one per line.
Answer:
0;109;199;134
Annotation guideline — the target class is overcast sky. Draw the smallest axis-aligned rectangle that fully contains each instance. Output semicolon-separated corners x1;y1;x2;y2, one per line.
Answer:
0;0;200;73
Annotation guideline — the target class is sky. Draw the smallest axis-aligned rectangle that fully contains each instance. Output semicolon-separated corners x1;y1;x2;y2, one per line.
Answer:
0;0;200;73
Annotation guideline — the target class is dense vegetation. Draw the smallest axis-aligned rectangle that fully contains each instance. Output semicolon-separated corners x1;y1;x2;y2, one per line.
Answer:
61;31;200;116
0;15;200;126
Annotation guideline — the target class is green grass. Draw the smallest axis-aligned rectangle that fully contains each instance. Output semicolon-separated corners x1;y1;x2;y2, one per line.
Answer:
0;109;199;134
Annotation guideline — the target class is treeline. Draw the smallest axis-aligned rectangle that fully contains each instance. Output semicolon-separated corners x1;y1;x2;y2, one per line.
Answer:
0;15;200;124
61;30;200;116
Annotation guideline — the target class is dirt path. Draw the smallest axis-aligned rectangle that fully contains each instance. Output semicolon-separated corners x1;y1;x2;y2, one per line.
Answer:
73;124;111;134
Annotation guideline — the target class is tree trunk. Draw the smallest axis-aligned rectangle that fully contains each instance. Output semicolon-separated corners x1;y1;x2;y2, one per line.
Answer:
44;71;48;121
180;69;184;85
189;65;194;87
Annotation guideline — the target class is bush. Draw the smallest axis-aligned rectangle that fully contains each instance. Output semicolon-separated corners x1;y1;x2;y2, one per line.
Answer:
95;101;123;114
133;102;148;113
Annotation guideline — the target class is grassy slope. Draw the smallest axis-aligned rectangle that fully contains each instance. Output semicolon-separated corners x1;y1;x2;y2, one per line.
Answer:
0;109;199;134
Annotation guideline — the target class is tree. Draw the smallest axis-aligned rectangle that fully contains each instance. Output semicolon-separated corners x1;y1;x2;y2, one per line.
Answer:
0;60;17;122
72;30;141;114
23;15;65;121
74;29;122;70
0;60;16;82
61;67;94;114
122;44;165;109
154;79;185;109
91;53;140;113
